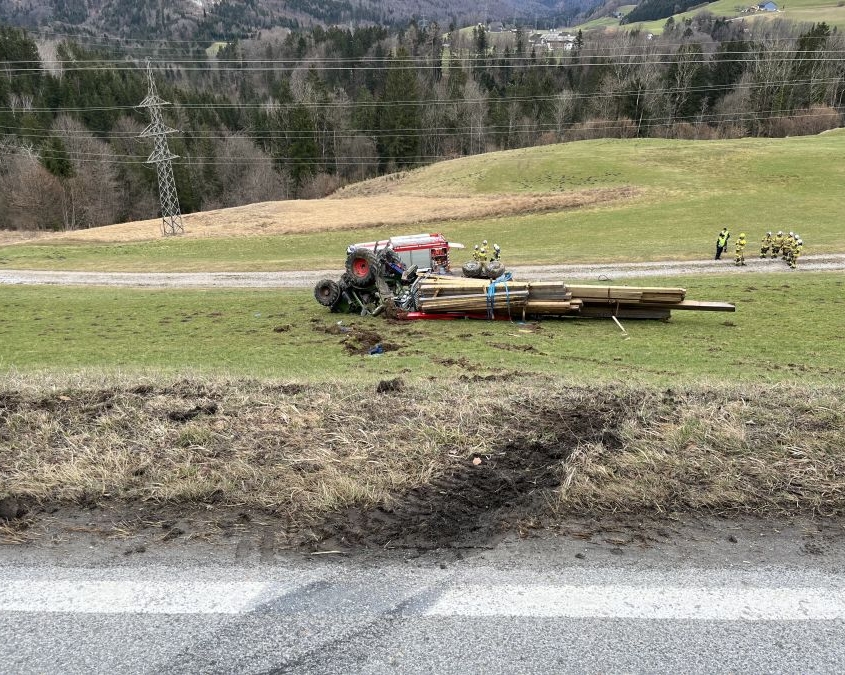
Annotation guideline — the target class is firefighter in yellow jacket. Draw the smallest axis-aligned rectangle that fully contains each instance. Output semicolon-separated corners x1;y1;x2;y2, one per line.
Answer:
734;232;747;266
782;232;795;260
760;231;772;258
771;231;784;258
790;238;803;269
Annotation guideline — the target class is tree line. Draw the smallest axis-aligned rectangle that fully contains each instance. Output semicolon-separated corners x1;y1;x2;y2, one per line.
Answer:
1;18;843;230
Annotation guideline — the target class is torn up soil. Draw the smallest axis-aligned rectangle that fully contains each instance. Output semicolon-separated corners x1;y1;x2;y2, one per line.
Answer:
2;377;845;552
304;402;628;550
307;441;567;550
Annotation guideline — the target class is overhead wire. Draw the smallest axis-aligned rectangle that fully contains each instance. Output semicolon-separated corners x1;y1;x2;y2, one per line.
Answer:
1;36;842;167
0;72;841;115
0;95;839;142
4;53;845;74
14;106;838;166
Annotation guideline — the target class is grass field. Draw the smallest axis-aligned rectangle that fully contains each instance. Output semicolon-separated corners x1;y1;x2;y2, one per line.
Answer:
2;134;845;272
1;272;842;385
575;0;845;34
3;135;845;543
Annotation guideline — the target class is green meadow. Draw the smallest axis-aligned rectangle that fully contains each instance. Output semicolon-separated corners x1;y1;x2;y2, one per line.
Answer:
575;0;845;34
1;272;842;385
2;135;844;528
3;134;845;272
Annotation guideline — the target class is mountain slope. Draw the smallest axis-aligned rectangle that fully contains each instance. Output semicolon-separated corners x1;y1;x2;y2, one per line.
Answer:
0;0;585;39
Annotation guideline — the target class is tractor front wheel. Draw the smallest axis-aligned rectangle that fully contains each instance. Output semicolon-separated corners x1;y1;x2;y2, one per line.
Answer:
314;279;341;307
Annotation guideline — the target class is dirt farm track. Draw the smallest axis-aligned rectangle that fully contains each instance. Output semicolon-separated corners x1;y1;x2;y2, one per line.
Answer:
2;254;844;288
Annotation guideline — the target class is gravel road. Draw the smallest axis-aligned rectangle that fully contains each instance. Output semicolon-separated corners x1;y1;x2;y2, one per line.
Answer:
1;254;843;288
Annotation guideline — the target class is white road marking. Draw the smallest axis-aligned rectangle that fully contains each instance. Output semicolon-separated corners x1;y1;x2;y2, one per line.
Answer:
4;576;845;621
0;581;271;614
426;584;845;621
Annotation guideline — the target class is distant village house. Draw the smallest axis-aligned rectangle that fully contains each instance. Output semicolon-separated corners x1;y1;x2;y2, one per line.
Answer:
530;29;577;52
743;1;778;11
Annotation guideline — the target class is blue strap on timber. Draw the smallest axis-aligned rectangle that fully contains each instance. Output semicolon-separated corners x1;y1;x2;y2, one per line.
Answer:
486;272;513;319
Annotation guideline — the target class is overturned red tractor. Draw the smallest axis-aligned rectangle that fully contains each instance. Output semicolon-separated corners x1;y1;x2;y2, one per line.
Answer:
313;234;452;316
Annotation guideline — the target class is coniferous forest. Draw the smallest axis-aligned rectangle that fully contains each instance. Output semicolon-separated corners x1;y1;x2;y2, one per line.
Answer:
0;17;843;230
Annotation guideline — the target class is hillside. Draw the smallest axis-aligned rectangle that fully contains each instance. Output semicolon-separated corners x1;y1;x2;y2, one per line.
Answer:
579;0;845;33
0;0;574;39
3;132;845;271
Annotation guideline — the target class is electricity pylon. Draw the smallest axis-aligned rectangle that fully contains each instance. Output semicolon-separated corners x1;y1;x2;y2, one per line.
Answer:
137;58;184;236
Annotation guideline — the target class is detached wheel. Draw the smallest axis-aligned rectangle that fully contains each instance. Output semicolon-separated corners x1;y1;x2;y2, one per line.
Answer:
345;249;377;287
462;260;483;278
486;261;505;279
314;279;341;307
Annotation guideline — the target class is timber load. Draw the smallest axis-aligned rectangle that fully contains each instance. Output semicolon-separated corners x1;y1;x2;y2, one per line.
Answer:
411;275;735;320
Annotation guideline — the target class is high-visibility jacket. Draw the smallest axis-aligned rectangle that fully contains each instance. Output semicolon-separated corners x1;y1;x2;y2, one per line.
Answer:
717;230;730;247
773;234;784;249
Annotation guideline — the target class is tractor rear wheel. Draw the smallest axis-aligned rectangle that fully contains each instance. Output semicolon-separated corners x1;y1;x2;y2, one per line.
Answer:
462;260;483;278
314;279;341;307
345;249;377;287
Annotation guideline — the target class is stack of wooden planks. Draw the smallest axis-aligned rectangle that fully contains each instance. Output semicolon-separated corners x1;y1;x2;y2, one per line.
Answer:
413;275;734;320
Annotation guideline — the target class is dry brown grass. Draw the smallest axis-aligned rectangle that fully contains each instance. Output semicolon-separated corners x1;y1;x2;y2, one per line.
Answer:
15;188;638;244
557;386;845;517
0;230;54;246
2;374;844;532
0;374;502;522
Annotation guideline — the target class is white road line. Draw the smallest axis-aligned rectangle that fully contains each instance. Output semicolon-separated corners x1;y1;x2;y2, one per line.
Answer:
0;580;271;614
426;585;845;621
5;578;845;620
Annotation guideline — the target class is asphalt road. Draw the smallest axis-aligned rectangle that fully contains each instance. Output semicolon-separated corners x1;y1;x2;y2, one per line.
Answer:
1;253;844;288
3;525;845;674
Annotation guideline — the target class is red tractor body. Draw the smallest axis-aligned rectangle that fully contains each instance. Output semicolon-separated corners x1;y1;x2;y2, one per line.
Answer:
351;233;463;274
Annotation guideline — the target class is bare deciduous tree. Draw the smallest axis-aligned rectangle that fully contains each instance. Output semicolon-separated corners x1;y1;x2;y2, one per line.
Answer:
552;89;576;138
462;79;487;154
0;153;64;230
53;115;120;229
214;134;286;207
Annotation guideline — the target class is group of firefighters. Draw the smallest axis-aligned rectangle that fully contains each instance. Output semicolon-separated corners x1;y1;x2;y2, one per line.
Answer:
715;228;804;269
472;239;501;262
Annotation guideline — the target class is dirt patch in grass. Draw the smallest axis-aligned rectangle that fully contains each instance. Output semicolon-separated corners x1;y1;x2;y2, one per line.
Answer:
20;188;640;244
432;356;477;370
342;329;403;355
489;342;544;354
2;376;844;550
